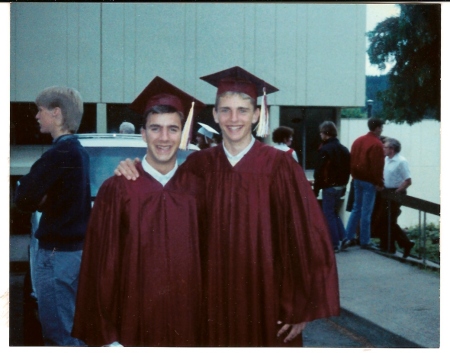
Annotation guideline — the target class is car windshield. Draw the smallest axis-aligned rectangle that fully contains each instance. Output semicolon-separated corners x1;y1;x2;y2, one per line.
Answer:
86;146;146;197
85;146;195;198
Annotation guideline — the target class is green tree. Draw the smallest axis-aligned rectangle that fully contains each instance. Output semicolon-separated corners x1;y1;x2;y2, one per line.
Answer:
340;107;364;119
367;4;440;124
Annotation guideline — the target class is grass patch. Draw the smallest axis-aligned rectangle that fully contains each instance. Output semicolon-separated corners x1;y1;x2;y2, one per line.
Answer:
405;223;440;264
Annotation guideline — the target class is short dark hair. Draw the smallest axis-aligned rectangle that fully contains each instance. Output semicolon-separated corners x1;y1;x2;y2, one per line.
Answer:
319;121;337;137
142;105;184;129
367;117;384;132
272;126;294;143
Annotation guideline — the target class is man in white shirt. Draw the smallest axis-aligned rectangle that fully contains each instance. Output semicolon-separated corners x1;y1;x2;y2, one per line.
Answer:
378;137;415;258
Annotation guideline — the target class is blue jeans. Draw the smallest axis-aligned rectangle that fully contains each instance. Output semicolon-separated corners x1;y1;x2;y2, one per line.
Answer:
29;233;39;300
345;179;377;246
322;187;346;248
34;245;86;346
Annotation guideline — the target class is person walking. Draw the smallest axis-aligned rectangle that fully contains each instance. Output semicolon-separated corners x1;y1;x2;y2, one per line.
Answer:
376;137;415;258
342;118;384;250
312;121;350;253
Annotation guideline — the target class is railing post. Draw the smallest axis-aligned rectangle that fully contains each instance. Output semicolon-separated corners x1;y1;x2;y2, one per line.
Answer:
379;189;439;266
422;212;427;267
418;210;422;260
387;199;392;253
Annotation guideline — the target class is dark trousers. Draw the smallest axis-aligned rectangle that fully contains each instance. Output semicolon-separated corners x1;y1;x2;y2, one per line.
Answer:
377;190;411;252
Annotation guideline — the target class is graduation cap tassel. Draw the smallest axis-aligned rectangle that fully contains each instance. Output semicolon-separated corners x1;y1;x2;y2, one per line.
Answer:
179;102;195;150
255;87;270;138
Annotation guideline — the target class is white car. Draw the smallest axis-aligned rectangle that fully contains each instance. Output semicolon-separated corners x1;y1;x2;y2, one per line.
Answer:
75;133;196;198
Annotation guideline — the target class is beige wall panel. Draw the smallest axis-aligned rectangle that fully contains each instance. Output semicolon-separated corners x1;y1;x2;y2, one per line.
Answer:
10;3;101;102
11;3;366;107
305;4;366;106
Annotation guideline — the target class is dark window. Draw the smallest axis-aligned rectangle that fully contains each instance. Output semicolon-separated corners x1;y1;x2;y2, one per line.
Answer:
106;103;221;141
279;107;337;170
106;104;142;133
79;104;97;133
10;175;32;235
10;102;97;145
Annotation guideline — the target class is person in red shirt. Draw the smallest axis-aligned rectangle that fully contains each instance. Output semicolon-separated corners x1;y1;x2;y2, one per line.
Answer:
342;117;385;250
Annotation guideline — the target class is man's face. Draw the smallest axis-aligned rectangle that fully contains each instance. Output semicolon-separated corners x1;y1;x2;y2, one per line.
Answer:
373;125;383;137
141;112;182;173
213;93;259;148
36;106;57;135
383;143;394;158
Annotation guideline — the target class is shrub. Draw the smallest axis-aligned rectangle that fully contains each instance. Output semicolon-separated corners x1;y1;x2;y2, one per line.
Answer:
405;223;440;264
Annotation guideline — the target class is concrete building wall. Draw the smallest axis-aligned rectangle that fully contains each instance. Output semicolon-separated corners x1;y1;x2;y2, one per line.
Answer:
10;3;101;102
10;3;366;107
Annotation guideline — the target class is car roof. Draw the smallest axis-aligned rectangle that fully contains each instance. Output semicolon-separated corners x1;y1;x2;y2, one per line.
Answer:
76;133;147;148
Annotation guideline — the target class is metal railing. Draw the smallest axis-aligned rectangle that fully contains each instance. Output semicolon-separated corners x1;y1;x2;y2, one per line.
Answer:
380;189;440;267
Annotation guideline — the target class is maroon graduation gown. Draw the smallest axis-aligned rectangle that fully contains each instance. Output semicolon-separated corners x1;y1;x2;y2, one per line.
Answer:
183;141;340;347
72;163;203;346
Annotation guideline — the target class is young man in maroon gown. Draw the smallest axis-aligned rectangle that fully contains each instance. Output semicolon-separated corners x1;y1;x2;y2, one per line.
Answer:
72;77;206;347
116;67;340;347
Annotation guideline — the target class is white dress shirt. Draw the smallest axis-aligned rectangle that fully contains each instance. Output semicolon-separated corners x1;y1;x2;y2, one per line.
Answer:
273;143;299;162
223;136;256;166
142;155;178;186
383;153;411;188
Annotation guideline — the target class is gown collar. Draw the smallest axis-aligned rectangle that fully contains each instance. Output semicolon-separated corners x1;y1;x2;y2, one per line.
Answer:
223;136;256;166
141;155;178;186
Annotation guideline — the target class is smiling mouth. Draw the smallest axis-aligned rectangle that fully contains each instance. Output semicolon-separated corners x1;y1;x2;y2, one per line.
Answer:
156;145;172;151
227;126;242;131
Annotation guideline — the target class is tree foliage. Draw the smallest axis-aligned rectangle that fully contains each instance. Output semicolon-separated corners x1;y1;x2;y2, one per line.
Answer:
367;4;440;124
366;75;389;117
340;107;365;119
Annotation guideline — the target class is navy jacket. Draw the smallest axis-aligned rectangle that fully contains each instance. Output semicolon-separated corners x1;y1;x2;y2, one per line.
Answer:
15;134;91;247
313;137;350;196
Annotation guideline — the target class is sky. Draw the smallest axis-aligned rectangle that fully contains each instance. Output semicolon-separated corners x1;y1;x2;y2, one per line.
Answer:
365;3;401;76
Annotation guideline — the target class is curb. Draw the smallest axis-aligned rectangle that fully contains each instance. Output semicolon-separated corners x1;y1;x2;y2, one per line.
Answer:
330;308;423;348
373;249;440;271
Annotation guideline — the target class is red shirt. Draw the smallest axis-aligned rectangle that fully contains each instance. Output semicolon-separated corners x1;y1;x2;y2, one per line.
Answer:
350;132;384;187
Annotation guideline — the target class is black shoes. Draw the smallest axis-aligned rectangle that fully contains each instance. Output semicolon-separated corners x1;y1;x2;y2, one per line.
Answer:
403;241;415;259
360;243;379;250
341;238;357;250
379;245;396;254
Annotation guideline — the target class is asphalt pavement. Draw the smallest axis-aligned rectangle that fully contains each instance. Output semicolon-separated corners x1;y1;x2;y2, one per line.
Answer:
8;235;441;348
331;243;440;348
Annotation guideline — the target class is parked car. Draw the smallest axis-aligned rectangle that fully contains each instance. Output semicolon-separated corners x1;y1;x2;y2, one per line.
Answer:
26;133;196;225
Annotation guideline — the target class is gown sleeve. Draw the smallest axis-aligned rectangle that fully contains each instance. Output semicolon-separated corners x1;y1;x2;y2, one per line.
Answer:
72;176;125;346
270;154;340;324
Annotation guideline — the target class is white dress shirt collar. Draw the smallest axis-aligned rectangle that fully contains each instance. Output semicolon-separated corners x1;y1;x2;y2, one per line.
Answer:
141;155;178;186
223;136;256;166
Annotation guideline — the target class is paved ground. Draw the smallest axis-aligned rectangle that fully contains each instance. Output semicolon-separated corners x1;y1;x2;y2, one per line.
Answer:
8;235;441;347
333;244;440;348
